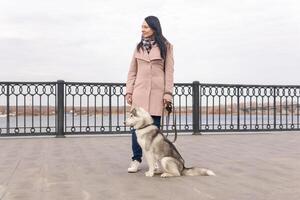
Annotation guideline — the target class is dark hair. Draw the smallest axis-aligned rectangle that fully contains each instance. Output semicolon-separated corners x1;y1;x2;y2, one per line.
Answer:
137;16;169;60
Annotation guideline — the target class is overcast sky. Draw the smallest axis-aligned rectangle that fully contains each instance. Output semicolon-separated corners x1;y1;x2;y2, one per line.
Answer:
0;0;299;85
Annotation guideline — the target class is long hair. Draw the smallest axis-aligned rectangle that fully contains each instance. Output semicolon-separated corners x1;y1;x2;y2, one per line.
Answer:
137;16;169;60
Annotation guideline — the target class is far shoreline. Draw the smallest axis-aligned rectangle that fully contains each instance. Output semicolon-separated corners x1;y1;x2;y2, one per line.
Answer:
0;104;296;117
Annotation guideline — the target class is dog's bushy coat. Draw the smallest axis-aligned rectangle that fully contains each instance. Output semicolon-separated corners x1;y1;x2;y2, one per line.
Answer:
125;107;215;178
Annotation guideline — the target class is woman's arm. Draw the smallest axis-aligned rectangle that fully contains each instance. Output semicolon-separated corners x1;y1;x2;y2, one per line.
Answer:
126;49;137;104
163;44;174;103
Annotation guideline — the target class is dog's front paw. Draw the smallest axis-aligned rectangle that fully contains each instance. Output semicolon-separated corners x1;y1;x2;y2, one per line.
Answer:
145;171;154;177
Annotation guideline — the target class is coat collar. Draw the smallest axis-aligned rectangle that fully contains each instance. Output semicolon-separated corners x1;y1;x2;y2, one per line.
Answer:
135;44;162;62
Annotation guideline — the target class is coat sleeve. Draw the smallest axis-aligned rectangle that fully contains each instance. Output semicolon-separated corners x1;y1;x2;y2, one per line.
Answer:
163;44;174;101
126;49;137;95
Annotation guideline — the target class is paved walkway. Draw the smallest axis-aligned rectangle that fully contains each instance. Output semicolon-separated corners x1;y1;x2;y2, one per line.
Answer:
0;132;299;200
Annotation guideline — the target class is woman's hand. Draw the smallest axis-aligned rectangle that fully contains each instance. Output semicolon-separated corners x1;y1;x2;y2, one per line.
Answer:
163;93;172;107
126;94;132;105
163;98;171;106
163;98;172;113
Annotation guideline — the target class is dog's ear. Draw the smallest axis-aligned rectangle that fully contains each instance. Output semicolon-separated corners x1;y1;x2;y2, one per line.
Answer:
131;108;137;116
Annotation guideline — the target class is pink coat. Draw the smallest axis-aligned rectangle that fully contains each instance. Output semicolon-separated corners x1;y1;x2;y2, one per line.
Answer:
126;43;174;116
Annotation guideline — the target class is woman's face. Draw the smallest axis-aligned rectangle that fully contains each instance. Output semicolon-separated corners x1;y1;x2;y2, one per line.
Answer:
142;20;154;38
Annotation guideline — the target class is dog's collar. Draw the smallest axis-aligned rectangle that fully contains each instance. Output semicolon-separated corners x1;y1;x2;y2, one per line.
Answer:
136;123;154;130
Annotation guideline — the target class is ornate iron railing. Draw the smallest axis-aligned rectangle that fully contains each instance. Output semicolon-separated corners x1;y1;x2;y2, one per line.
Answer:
0;82;57;136
196;83;300;133
0;80;299;136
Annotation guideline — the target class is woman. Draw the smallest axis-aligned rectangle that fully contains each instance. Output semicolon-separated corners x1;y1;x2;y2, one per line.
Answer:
126;16;174;173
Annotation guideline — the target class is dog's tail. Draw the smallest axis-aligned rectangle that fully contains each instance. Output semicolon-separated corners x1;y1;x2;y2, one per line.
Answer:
182;167;216;176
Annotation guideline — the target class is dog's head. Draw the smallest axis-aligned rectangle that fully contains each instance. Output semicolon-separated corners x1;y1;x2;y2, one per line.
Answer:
124;107;154;129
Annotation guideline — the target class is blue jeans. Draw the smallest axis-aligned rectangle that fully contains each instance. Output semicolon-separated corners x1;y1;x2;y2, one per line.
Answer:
131;115;161;162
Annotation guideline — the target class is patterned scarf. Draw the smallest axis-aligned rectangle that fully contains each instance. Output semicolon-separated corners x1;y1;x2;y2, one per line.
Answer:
142;37;156;53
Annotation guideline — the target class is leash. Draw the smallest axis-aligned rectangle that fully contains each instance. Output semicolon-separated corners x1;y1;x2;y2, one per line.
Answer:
161;46;177;143
161;102;177;143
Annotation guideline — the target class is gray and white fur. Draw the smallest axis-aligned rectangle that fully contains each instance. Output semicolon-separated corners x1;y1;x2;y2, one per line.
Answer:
125;107;216;178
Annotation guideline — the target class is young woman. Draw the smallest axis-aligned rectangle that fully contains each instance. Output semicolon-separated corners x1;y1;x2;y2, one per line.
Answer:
126;16;174;172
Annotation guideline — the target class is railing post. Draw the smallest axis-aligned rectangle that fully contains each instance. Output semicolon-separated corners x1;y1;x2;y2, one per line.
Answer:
6;84;10;134
56;80;65;138
273;86;277;130
109;85;112;132
192;81;200;134
237;86;240;131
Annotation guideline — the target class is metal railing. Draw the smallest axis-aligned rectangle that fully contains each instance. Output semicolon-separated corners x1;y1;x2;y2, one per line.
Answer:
0;80;299;136
196;82;300;133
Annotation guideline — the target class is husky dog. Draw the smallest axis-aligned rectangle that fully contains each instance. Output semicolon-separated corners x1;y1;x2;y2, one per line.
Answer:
125;107;216;178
